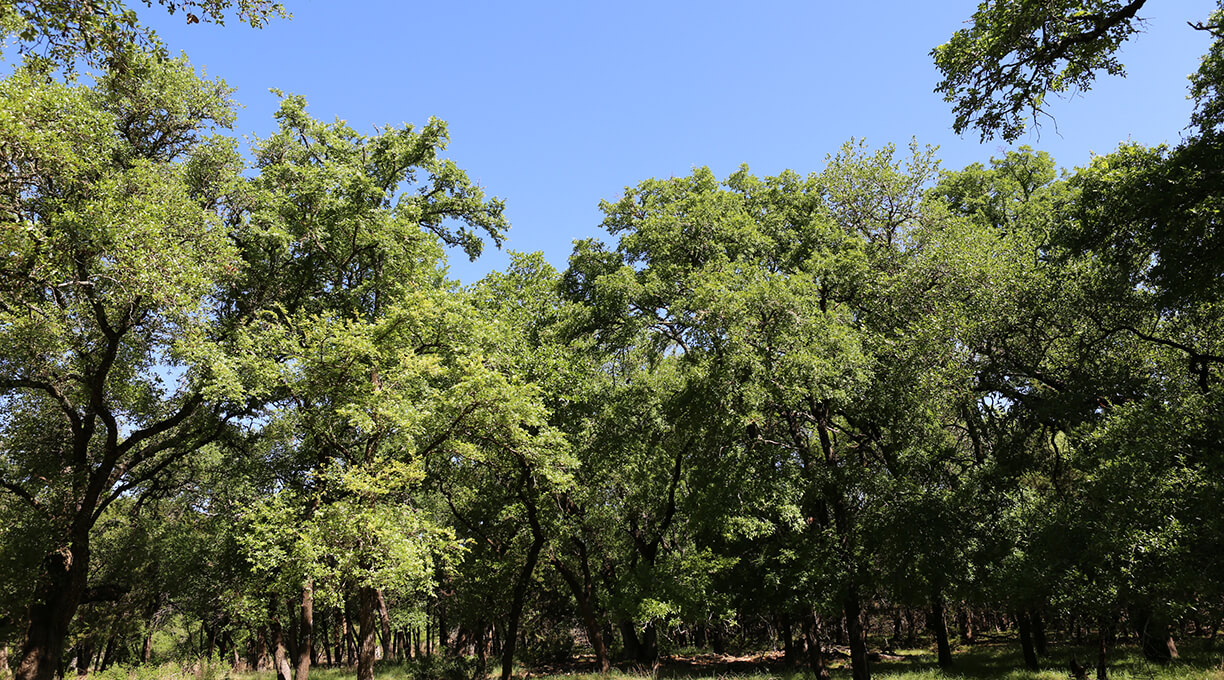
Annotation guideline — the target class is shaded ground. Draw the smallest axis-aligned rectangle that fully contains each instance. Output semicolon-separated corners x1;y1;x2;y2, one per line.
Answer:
521;641;1224;680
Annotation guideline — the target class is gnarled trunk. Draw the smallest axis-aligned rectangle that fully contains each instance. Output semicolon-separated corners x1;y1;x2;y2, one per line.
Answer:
15;539;90;680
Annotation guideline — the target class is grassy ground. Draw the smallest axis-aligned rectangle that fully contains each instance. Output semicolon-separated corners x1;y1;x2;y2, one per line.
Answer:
104;641;1224;680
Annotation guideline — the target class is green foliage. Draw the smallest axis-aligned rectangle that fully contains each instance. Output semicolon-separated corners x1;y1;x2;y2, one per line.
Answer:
0;0;286;68
933;0;1150;141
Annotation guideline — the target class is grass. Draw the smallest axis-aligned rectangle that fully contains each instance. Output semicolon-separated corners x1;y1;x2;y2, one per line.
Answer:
98;641;1224;680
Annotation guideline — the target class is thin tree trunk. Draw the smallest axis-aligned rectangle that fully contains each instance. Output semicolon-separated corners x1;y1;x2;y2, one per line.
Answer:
641;622;658;663
780;614;797;664
437;612;448;654
74;642;92;677
929;594;953;669
344;603;359;667
319;615;332;667
1096;622;1109;680
375;590;393;663
958;608;975;645
98;634;116;672
294;581;313;680
500;539;543;680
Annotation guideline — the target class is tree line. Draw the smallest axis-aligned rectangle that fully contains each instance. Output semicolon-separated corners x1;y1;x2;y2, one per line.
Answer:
1;3;1222;680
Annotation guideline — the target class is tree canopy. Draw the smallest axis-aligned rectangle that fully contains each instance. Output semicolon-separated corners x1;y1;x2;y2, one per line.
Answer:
2;3;1224;680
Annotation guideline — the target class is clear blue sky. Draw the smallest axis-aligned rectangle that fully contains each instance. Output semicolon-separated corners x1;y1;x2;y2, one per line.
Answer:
140;1;1218;283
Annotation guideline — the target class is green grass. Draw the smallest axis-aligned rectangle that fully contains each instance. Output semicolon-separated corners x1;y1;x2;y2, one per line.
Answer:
97;641;1224;680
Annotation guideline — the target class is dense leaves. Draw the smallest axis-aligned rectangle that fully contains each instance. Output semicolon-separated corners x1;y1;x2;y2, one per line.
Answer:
2;2;1224;680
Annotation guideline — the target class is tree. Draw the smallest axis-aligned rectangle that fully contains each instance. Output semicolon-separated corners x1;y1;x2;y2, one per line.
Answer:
561;141;989;680
228;92;529;680
933;0;1153;141
0;52;259;680
0;0;287;68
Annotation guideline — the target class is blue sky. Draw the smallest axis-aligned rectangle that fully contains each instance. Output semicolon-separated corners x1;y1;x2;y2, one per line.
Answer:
140;1;1219;283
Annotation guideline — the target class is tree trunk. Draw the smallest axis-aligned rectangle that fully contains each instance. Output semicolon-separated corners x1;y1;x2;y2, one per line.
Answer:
1017;610;1039;671
15;541;91;680
802;614;830;680
640;622;658;663
844;586;870;680
1096;622;1109;680
271;618;293;680
903;609;917;646
74;641;93;677
295;581;313;680
475;622;488;679
356;587;378;680
344;603;359;666
929;594;953;669
1030;608;1047;657
437;612;448;654
780;614;798;664
1133;608;1176;663
618;621;640;661
501;469;546;680
958;609;975;645
98;634;117;672
375;591;393;664
251;627;268;670
552;557;610;672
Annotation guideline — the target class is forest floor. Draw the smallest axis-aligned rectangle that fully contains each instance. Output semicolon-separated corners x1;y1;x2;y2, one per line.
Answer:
516;641;1223;680
193;640;1224;680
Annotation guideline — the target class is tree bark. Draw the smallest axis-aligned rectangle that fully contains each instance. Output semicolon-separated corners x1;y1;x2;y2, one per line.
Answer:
929;594;953;668
1133;608;1176;663
501;465;546;680
618;621;640;661
294;581;313;680
844;586;870;680
271;616;293;680
356;587;378;680
1030;608;1047;657
1017;610;1039;670
780;614;797;664
344;603;359;666
802;614;830;680
375;590;393;664
640;622;658;663
958;608;975;645
74;641;93;677
1096;622;1109;680
552;556;610;672
15;539;91;680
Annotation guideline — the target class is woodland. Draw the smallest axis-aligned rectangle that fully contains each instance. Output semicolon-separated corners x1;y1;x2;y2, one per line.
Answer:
1;2;1222;680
